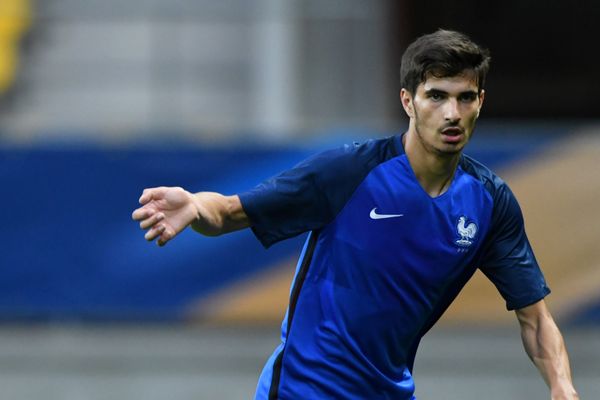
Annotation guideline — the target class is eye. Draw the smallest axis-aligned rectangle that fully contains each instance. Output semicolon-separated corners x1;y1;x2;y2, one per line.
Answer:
429;93;444;101
459;93;478;103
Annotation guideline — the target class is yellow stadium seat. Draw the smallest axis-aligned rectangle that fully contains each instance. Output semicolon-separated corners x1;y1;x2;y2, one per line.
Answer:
0;0;31;93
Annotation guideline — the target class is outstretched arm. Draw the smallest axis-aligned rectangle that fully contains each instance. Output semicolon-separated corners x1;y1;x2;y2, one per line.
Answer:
515;300;578;400
131;186;250;246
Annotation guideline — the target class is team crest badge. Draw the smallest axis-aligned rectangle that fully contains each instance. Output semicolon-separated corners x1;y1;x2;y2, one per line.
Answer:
455;216;478;247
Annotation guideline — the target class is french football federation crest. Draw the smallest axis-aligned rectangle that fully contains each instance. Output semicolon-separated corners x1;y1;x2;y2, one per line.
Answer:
455;216;478;247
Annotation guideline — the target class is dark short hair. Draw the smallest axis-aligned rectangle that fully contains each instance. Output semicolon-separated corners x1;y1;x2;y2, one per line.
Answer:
400;29;491;94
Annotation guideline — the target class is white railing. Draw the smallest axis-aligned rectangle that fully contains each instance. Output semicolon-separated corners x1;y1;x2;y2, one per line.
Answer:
1;0;391;143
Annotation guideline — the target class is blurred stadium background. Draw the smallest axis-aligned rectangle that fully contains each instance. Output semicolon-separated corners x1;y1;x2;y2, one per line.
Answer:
1;0;599;399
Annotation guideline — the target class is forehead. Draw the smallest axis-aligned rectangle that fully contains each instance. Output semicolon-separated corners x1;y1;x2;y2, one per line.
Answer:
418;71;479;94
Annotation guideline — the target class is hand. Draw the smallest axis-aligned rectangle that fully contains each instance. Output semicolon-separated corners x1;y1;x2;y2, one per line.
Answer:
132;186;198;246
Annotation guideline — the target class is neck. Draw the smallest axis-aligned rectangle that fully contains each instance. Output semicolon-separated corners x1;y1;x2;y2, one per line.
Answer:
403;129;461;197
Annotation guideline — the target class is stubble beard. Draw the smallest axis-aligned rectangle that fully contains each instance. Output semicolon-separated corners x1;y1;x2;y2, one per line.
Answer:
413;107;464;157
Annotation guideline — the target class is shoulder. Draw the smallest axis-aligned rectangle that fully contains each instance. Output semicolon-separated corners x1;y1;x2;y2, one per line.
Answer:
288;135;403;190
460;154;524;232
303;135;403;172
238;135;404;248
459;153;511;202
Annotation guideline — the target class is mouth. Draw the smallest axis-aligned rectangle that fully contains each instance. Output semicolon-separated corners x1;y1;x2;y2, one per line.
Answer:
440;127;464;144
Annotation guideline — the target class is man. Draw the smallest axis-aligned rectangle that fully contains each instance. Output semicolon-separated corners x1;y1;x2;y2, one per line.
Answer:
132;30;578;399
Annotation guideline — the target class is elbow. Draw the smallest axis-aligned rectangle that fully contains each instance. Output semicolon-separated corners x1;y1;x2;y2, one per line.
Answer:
516;300;553;330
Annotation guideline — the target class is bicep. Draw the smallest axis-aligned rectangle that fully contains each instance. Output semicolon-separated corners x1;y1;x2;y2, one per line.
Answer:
238;144;372;248
479;182;550;310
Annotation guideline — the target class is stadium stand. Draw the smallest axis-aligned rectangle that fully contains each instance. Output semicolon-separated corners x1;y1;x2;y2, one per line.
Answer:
5;124;599;327
0;0;598;330
0;0;31;94
0;3;598;399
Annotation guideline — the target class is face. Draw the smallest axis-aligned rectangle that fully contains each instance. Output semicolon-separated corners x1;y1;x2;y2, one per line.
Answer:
401;71;484;156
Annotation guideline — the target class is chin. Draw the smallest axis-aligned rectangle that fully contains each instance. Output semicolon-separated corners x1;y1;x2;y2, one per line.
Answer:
436;143;465;156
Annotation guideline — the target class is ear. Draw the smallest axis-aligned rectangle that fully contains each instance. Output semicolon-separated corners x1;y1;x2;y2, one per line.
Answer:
400;88;415;118
476;89;485;118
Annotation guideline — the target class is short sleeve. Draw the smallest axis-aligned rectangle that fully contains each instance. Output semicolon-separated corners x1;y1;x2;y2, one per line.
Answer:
239;140;393;248
479;180;551;310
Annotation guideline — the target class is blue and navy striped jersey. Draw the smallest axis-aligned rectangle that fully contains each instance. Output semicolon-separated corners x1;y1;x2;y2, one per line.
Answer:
239;135;550;400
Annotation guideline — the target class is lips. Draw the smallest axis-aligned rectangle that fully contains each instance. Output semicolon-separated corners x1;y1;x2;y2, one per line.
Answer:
441;127;464;143
441;127;463;136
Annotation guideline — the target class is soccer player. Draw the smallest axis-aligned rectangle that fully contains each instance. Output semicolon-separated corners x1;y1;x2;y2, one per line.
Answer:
132;30;579;400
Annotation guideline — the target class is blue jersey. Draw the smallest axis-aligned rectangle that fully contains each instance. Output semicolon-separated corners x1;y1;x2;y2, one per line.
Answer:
239;135;550;400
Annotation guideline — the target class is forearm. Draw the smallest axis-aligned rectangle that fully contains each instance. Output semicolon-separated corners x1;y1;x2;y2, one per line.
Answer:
518;305;578;399
189;192;250;236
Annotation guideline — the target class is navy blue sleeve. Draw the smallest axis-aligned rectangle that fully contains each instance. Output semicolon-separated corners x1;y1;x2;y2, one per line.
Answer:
479;179;551;310
238;137;400;248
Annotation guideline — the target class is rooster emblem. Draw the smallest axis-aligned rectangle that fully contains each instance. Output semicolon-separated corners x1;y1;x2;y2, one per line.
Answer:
455;216;478;247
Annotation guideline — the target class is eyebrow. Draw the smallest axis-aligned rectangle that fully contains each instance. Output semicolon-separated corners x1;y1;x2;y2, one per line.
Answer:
424;89;479;97
459;90;479;97
424;89;446;96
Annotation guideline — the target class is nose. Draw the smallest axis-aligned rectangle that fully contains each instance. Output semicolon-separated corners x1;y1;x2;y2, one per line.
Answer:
443;98;461;123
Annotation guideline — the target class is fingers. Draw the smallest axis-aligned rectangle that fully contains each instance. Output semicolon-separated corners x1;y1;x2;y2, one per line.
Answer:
144;224;175;247
134;186;177;246
157;229;175;247
144;224;165;242
132;206;151;221
140;218;175;246
139;188;154;205
139;187;167;205
133;186;165;221
139;212;164;230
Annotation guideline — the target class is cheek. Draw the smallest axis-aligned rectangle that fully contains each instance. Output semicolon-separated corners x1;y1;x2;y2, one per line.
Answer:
414;104;437;125
471;111;480;123
464;108;480;126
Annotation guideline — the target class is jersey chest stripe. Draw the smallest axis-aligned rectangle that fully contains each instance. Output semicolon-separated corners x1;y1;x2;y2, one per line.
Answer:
268;230;320;400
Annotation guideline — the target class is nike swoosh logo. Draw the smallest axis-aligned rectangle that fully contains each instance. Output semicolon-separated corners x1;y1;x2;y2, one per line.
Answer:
369;207;404;220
